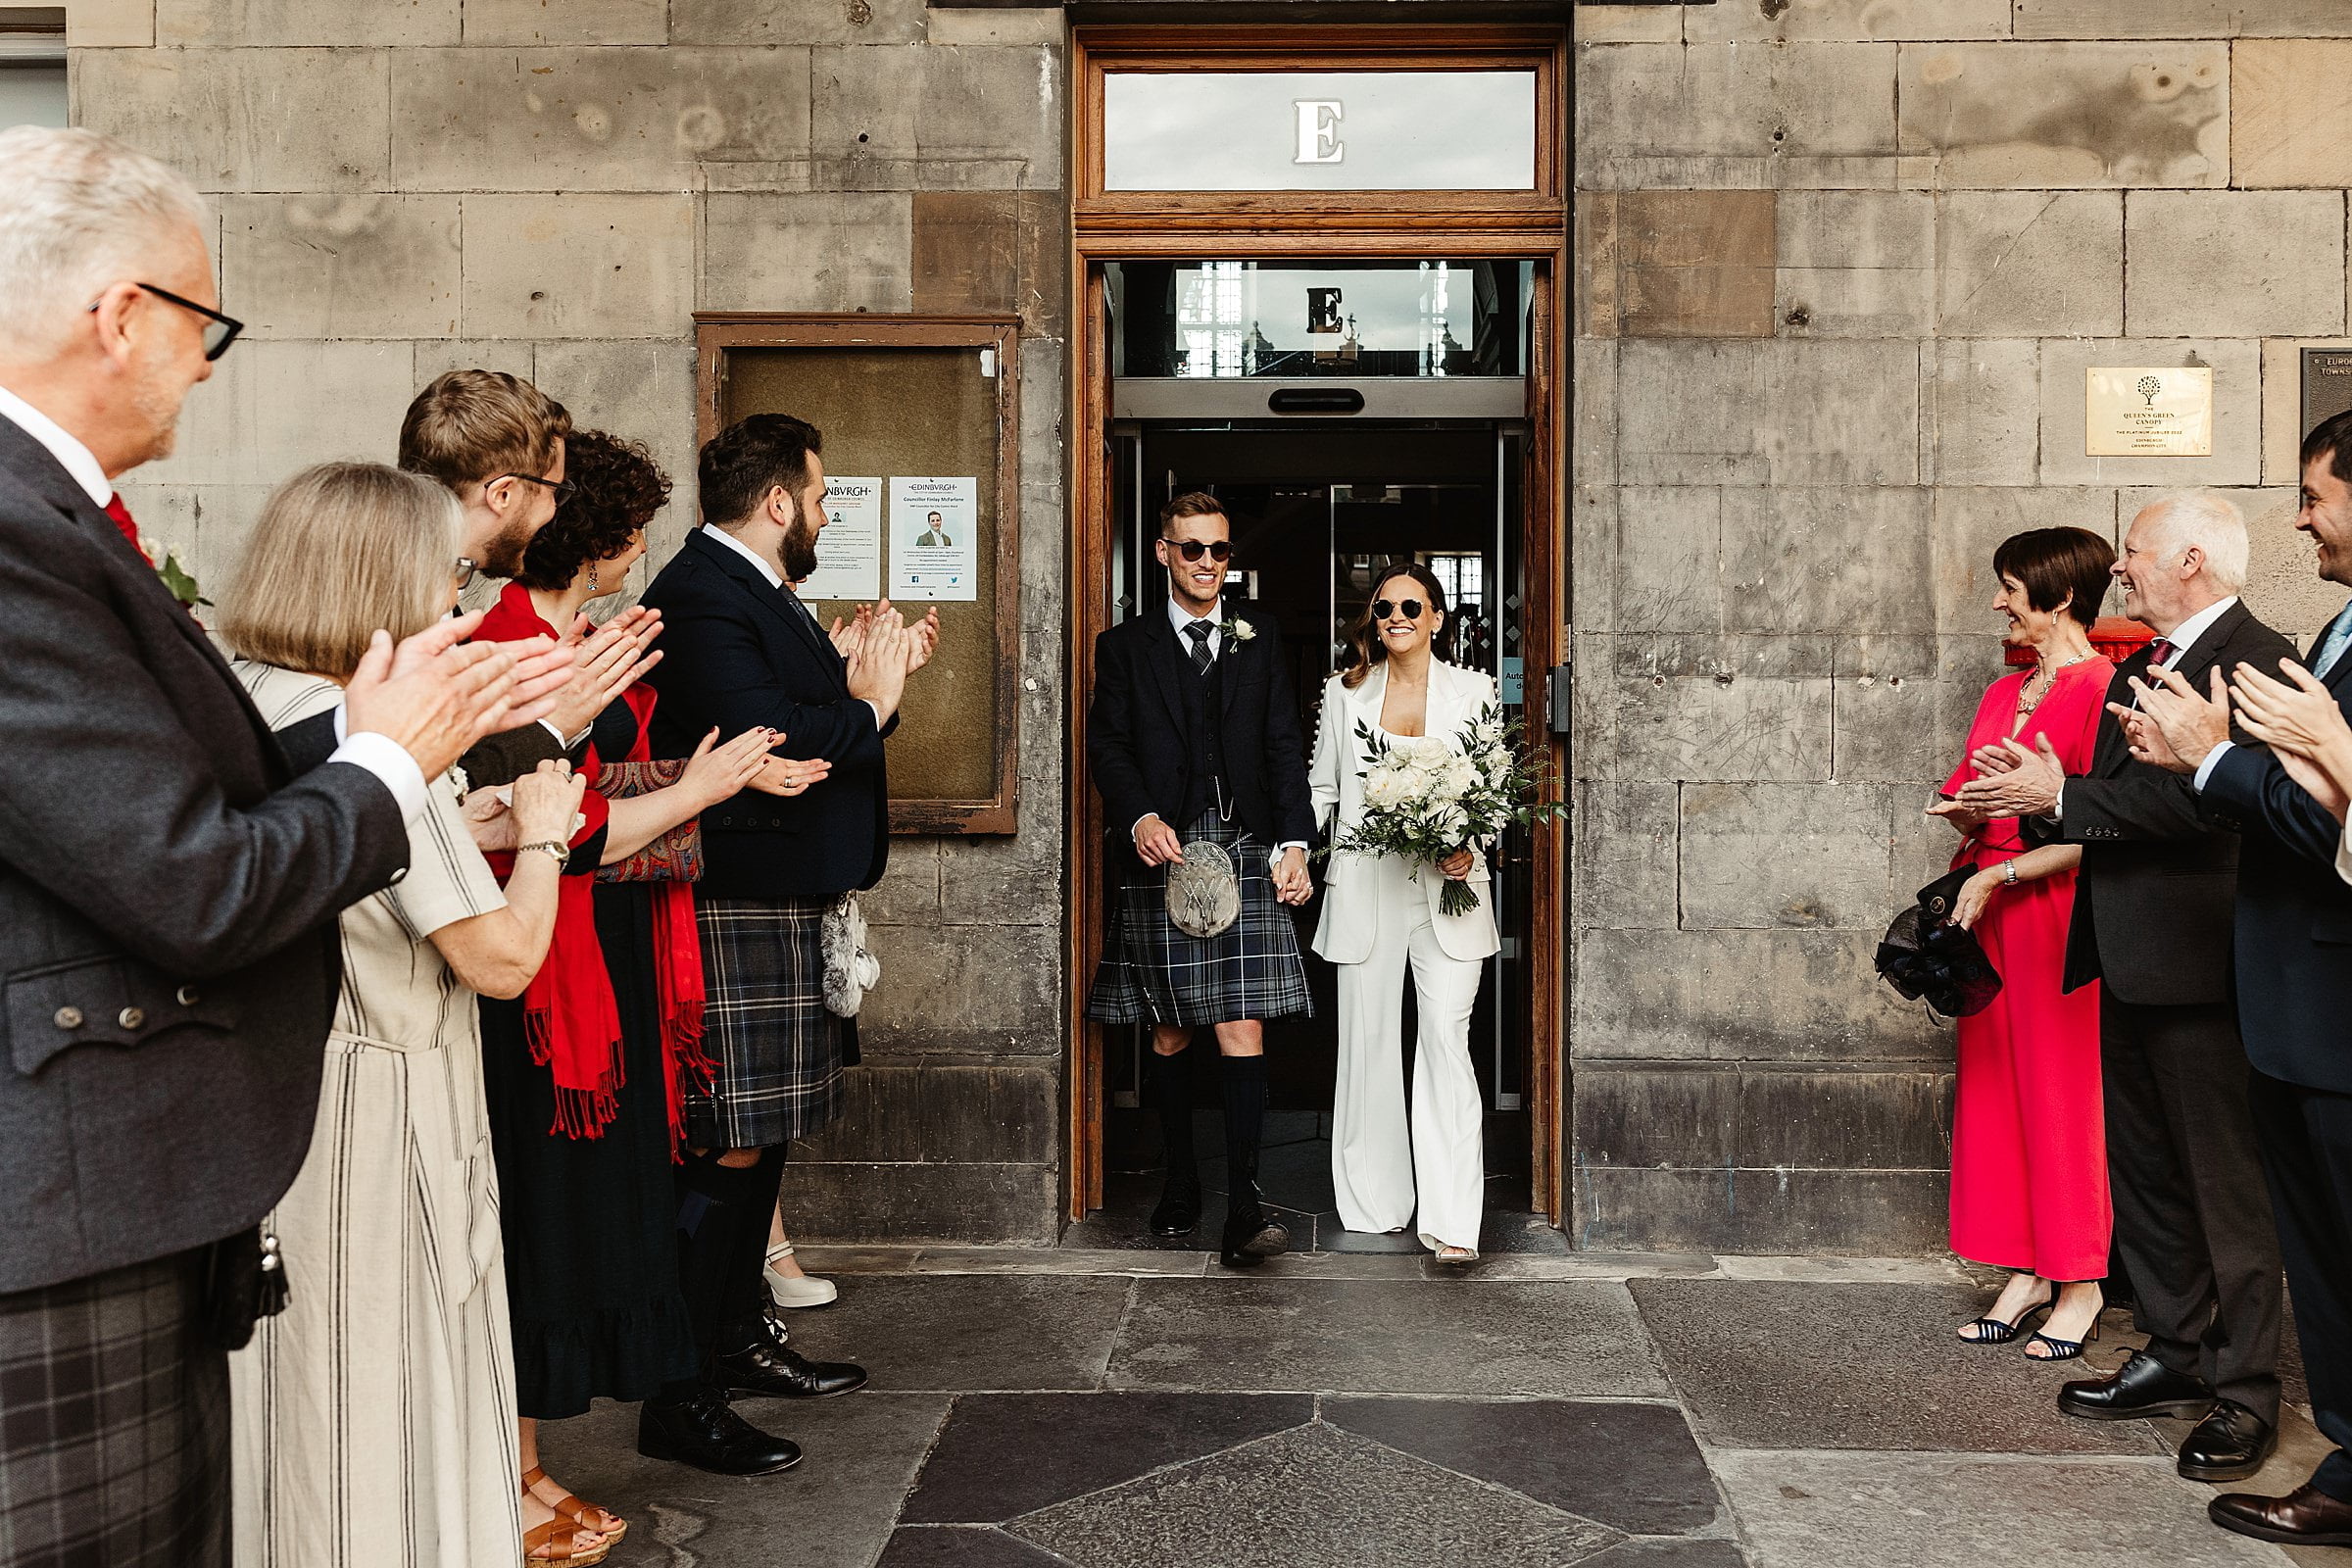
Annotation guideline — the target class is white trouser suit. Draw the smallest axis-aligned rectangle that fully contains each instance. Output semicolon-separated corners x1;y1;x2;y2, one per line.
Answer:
1308;661;1501;1254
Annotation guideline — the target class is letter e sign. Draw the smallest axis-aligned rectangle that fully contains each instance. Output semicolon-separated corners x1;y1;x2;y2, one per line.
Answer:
1294;100;1344;165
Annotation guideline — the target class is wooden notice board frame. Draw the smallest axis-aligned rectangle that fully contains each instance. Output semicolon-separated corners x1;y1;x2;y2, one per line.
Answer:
694;313;1022;836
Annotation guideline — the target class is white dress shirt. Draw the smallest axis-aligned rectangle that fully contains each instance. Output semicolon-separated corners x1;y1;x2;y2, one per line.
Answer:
701;522;884;731
0;384;427;821
1135;595;1305;866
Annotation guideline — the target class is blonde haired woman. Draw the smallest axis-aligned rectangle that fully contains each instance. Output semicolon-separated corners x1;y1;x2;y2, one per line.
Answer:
218;463;611;1566
1309;563;1499;1262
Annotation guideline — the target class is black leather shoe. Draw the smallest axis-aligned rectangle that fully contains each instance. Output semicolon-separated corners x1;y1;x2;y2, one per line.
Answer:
2057;1348;2215;1422
1150;1180;1201;1238
2210;1483;2352;1547
637;1389;801;1476
711;1317;869;1399
1218;1209;1289;1268
2179;1399;2278;1483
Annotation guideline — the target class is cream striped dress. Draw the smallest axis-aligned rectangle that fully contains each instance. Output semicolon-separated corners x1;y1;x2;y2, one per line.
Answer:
228;664;523;1568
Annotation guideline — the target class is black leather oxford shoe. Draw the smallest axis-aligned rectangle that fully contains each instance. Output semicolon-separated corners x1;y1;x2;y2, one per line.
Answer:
2178;1399;2278;1483
2057;1348;2216;1422
637;1388;802;1476
712;1318;869;1399
1151;1179;1202;1239
2210;1483;2352;1547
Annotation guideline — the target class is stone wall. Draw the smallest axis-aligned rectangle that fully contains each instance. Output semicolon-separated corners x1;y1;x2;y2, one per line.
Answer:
1570;0;2352;1253
68;0;1075;1244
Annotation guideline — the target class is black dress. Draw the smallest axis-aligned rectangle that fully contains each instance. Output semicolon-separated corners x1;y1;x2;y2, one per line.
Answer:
482;698;700;1419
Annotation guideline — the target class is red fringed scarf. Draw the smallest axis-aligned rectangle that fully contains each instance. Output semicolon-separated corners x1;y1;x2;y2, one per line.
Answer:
478;585;711;1146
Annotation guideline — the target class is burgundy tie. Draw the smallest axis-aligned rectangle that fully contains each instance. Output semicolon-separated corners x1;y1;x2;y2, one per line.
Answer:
2146;638;2174;668
102;492;145;559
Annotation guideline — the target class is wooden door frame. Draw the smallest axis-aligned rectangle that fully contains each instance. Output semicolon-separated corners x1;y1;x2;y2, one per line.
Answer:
1063;22;1571;1226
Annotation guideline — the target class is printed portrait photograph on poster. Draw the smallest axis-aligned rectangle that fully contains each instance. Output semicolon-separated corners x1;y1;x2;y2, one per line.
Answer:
798;474;883;606
889;475;978;602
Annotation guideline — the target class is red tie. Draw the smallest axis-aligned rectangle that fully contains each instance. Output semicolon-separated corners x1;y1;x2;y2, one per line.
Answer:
2146;638;2174;668
103;492;145;560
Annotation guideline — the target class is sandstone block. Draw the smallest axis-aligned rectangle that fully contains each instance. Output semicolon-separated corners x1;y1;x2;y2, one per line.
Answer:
1576;42;1899;191
1570;928;1943;1061
1898;42;2227;188
928;7;1060;46
940;833;1060;926
669;0;926;47
1829;636;1943;782
858;922;1059;1046
530;339;699;544
811;43;920;190
159;0;455;44
1619;339;1919;487
1572;483;1617;635
220;195;458;340
390;47;811;192
1611;189;1777;338
911;190;1065;330
1573;336;1617;492
138;339;416;488
702;191;912;313
67;0;153;46
1721;487;1933;636
2015;0;2352;38
1936;191;2123;337
1578;1065;1952;1171
1610;662;1834;786
1925;339;2040;487
2233;40;2352;187
2037;338;2261;487
78;47;388;192
1576;1165;1948;1256
1573;6;1681;44
1679;780;1899;930
1614;486;1722;635
1775;191;1934;338
463;0;667;45
1687;0;2009;41
1572;781;1679;932
2127;190;2345;338
859;840;942;927
459;193;693;338
414;340;534;392
916;44;1062;191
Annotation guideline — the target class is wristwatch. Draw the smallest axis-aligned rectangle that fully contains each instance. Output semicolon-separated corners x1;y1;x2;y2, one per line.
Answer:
519;840;571;867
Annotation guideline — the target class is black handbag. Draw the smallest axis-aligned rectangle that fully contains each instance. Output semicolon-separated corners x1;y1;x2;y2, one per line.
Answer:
200;1225;289;1351
1874;867;2003;1019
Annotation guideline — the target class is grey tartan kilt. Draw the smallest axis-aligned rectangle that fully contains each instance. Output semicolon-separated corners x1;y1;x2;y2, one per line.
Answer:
0;1250;227;1568
1086;808;1312;1027
689;896;845;1149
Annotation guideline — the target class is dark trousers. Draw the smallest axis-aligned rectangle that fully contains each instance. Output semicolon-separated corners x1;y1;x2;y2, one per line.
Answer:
0;1250;226;1567
2249;1070;2352;1499
2102;997;2282;1421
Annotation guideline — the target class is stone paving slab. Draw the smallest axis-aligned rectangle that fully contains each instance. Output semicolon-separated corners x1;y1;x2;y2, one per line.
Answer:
1108;1278;1671;1397
877;1526;1075;1566
785;1275;1132;1394
1709;1450;2293;1568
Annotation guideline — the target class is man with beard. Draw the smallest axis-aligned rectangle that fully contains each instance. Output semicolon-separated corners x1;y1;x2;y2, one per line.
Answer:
399;368;662;787
633;414;934;1474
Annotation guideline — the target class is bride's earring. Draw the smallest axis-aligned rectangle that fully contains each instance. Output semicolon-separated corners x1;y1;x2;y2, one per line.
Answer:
587;562;600;592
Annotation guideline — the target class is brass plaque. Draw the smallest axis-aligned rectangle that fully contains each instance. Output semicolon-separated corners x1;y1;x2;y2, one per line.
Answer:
2303;347;2352;442
2084;366;2214;458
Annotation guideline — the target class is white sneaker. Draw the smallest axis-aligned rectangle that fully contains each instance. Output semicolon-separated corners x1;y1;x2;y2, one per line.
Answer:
763;1244;838;1308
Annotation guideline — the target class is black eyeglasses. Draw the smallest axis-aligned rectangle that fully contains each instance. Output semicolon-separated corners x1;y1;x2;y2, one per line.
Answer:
1163;538;1233;563
499;472;577;506
453;557;479;590
88;283;243;361
1372;598;1428;621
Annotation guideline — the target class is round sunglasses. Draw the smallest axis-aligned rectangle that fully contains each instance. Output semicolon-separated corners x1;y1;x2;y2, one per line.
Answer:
1372;598;1429;620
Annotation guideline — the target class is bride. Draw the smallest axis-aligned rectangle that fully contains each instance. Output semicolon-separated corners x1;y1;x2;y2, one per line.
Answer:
1309;563;1500;1262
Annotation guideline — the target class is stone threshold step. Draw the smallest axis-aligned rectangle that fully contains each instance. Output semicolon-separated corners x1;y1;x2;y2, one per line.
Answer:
789;1246;1977;1286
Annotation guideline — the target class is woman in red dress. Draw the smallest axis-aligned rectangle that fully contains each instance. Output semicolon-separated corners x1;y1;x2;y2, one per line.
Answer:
1928;527;2117;1360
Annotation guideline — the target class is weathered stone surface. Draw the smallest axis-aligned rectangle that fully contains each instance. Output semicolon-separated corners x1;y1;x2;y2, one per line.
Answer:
1572;928;1942;1063
928;7;1061;47
390;47;812;191
811;43;920;189
219;195;459;340
67;0;153;46
796;1061;1057;1166
940;835;1060;926
457;193;692;338
1925;339;2040;487
78;47;389;191
1774;191;1934;338
1578;192;1621;340
463;0;668;45
911;190;1065;330
2015;0;2352;38
1618;339;1919;487
1573;781;1679;932
530;338;699;552
1678;781;1899;930
702;191;913;313
1574;337;1617;492
1576;1065;1951;1170
2121;485;2344;646
2233;40;2352;187
1936;190;2124;336
916;45;1062;191
1607;189;1777;338
1573;484;1618;636
1608;664;1834;785
789;1162;1059;1246
413;339;534;393
1614;486;1721;635
1576;42;1900;191
858;922;1058;1048
1898;42;2228;187
137;339;416;488
2037;337;2261;486
104;482;271;602
158;0;457;45
1576;1166;1950;1255
1576;6;1681;44
1687;0;2009;41
1720;487;1933;635
2127;189;2346;338
670;0;927;47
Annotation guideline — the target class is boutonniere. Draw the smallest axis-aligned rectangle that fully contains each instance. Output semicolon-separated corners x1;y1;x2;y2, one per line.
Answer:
151;542;210;612
1222;616;1256;643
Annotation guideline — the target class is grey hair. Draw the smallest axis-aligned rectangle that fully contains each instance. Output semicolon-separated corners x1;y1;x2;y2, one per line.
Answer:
2138;490;2249;596
0;127;207;359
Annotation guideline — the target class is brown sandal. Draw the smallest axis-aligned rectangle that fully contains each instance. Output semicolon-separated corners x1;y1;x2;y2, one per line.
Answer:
523;1465;627;1544
522;1518;611;1565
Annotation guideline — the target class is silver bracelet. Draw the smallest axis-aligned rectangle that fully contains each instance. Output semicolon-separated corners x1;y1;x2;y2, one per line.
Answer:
2002;860;2019;888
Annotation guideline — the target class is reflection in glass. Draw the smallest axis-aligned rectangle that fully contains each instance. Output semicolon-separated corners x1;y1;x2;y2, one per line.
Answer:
1110;261;1531;380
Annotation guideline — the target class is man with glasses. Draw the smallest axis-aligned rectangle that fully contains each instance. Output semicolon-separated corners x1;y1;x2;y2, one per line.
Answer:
1085;490;1316;1268
0;127;572;1567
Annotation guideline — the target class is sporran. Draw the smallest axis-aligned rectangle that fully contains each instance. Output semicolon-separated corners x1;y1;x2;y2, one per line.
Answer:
1166;839;1242;938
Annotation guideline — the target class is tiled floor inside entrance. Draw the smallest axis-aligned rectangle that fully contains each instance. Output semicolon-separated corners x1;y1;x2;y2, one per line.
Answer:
539;1251;2328;1568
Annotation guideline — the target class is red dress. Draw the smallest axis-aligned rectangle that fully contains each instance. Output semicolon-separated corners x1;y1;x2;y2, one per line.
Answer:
1940;659;2114;1282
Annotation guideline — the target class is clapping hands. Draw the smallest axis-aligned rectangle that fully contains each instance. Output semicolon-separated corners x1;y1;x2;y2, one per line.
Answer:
2228;661;2352;823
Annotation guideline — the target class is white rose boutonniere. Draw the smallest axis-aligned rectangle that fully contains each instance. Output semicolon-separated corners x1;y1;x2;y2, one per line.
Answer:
1223;616;1256;643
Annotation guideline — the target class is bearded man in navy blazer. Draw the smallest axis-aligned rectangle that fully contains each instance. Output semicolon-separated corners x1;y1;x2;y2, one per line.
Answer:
633;415;934;1475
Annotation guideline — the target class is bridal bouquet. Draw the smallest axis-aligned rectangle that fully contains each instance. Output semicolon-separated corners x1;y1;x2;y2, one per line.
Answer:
1333;703;1566;916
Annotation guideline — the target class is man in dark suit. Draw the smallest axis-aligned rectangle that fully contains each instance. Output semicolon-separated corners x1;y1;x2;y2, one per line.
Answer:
0;127;565;1567
634;415;932;1475
1962;492;2293;1482
1084;491;1318;1268
2128;410;2352;1547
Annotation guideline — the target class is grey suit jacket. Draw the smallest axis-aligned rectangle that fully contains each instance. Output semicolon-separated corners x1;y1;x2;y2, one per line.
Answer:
0;416;410;1294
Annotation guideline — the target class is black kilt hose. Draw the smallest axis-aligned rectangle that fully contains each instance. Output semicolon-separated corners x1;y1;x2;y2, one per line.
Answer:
689;896;846;1150
1087;808;1312;1027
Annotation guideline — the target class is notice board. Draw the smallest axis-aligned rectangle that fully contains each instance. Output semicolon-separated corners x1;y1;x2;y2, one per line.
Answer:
695;314;1020;836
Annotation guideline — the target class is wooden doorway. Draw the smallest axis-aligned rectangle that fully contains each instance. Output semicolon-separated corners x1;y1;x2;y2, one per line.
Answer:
1062;24;1571;1228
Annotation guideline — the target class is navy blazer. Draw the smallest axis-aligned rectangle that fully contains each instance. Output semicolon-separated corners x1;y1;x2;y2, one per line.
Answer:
1087;605;1316;865
2203;610;2352;1093
0;415;409;1294
639;528;892;900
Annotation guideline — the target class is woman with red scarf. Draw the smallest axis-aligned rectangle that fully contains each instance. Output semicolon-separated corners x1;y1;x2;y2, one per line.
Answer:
475;432;830;1543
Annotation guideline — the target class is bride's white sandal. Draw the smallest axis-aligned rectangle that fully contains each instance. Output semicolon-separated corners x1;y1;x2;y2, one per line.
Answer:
1434;1245;1479;1265
763;1243;839;1308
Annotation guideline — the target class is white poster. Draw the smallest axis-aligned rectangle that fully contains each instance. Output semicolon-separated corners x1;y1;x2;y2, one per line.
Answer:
799;476;883;605
889;476;978;602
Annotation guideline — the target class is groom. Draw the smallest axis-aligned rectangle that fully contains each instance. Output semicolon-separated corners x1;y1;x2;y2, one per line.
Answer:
1086;491;1317;1268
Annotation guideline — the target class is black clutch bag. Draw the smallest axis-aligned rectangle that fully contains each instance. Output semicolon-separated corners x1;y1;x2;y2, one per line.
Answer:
1874;867;2003;1019
201;1225;289;1351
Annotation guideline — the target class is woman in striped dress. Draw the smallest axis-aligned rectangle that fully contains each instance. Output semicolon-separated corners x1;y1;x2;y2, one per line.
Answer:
216;463;609;1566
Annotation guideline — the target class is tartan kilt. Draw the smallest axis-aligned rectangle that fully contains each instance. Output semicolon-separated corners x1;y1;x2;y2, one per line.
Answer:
1086;808;1312;1027
0;1250;227;1568
689;897;845;1149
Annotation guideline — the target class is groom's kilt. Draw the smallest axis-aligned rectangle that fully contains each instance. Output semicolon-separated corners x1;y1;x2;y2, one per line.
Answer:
1086;808;1311;1027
